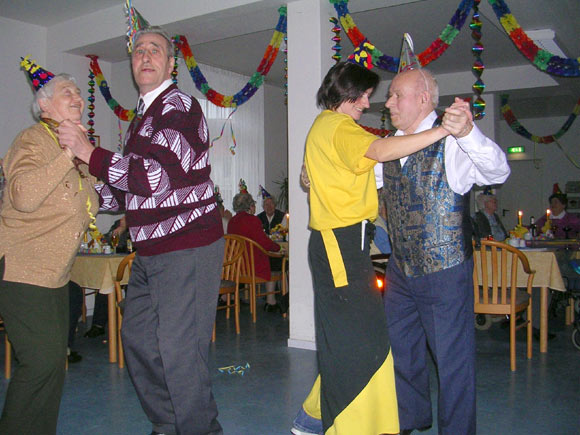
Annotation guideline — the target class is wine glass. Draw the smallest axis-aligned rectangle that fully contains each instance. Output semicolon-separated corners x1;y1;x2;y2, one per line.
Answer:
111;232;120;254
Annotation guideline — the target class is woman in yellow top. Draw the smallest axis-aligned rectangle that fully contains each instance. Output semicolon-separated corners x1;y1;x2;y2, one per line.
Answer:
0;59;98;435
295;61;466;435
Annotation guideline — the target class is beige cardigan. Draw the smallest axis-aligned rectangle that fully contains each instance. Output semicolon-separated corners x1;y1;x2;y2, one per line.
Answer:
0;123;99;288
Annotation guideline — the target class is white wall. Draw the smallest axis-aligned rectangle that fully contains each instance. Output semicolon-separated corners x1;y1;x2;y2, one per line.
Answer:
264;83;289;206
0;17;47;156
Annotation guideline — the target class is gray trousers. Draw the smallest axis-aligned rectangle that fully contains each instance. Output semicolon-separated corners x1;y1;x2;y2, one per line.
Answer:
0;257;68;435
122;239;224;435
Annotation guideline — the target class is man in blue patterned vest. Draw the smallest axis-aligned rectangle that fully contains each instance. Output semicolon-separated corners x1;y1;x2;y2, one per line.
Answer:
382;53;510;433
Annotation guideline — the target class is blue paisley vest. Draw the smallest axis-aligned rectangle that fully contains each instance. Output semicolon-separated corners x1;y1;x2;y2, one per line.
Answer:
382;119;472;278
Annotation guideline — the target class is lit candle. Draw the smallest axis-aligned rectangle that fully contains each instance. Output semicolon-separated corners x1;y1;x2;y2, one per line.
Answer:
546;209;551;219
518;210;523;227
286;213;289;228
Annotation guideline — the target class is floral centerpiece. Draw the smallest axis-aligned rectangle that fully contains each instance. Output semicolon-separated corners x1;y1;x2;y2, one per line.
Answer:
270;223;288;242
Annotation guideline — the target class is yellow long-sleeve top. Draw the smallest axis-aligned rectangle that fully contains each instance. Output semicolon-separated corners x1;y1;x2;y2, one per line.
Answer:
305;110;378;230
0;123;99;288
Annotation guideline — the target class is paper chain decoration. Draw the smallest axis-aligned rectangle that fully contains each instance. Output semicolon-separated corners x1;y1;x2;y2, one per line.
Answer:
85;55;97;145
331;0;579;77
89;6;287;120
470;0;486;119
218;363;250;376
329;0;472;72
500;94;580;144
176;6;286;108
329;17;342;63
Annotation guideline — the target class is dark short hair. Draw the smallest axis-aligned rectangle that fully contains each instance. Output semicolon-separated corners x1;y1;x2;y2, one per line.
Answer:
549;193;568;207
316;62;380;110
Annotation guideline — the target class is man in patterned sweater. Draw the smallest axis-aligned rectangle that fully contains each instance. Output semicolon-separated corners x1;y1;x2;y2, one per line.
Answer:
59;27;225;435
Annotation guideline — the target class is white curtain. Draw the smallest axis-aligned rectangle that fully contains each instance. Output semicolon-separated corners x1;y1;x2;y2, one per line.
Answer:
175;59;265;213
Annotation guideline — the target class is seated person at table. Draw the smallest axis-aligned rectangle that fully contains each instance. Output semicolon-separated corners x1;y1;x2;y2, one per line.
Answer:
472;187;508;241
536;185;580;239
227;191;282;312
257;186;287;235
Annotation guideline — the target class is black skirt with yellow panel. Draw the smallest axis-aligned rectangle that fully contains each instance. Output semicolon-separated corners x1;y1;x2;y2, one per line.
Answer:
308;222;398;434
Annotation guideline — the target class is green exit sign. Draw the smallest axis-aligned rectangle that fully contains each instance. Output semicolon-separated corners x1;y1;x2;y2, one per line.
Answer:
507;146;525;154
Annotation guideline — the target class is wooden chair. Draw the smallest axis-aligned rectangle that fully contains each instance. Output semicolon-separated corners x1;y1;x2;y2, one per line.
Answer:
472;239;535;371
229;234;288;323
113;252;136;368
212;235;245;342
0;316;11;379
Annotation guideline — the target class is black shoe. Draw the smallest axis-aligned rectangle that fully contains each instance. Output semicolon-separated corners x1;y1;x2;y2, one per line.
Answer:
84;325;105;338
533;327;556;341
264;303;281;313
68;351;82;364
217;298;227;307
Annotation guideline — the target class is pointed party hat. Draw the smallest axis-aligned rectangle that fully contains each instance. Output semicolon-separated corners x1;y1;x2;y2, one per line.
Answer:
398;33;421;73
20;56;55;92
238;179;248;194
125;0;150;54
347;40;376;70
482;186;493;196
552;183;563;195
259;185;272;199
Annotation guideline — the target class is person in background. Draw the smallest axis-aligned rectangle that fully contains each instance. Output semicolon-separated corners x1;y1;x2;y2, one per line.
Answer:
382;34;510;435
293;44;466;432
472;187;508;241
257;186;287;235
227;185;283;312
59;21;224;434
215;186;232;233
0;59;98;434
536;184;580;239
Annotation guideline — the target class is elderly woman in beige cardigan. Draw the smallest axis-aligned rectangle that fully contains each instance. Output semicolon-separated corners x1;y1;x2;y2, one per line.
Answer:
0;60;98;435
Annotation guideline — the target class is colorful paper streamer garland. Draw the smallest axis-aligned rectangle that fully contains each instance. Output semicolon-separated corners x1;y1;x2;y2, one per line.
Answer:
218;363;250;376
500;94;580;144
331;0;579;77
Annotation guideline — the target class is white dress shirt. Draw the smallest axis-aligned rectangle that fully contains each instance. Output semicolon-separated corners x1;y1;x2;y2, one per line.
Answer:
398;111;511;194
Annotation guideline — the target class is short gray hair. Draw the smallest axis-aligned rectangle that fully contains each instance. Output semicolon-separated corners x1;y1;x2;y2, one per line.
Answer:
133;26;174;58
32;74;77;119
232;193;255;213
418;68;439;108
476;193;495;210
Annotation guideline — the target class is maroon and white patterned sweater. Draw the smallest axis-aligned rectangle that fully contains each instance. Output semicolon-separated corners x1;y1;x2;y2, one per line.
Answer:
89;84;223;256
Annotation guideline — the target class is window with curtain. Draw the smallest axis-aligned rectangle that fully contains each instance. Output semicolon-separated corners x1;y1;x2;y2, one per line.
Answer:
175;59;265;213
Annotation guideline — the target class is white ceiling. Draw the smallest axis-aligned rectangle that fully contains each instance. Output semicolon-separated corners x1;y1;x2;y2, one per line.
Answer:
2;0;579;119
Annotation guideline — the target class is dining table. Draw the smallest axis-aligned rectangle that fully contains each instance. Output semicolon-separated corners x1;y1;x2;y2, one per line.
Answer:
504;247;567;353
70;253;130;363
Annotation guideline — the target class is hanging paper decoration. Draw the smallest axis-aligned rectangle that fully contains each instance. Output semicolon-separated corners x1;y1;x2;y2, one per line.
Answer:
500;94;580;144
488;0;580;77
360;124;390;137
88;56;135;121
329;17;342;63
210;107;238;155
171;35;179;85
176;6;287;108
283;34;288;105
470;0;485;119
85;55;97;145
330;0;472;72
117;118;124;153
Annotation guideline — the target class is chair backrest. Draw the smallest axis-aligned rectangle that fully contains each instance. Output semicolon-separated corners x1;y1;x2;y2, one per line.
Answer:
227;234;260;280
115;251;136;283
472;239;535;309
222;235;245;282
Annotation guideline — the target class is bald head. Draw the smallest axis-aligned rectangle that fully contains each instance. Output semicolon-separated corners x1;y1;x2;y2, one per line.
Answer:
386;68;439;134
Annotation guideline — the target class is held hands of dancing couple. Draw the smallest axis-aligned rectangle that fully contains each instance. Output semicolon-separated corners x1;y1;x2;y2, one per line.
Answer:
364;97;473;162
56;119;95;164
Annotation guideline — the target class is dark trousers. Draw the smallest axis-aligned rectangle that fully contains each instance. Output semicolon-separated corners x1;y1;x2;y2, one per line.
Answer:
122;239;224;435
68;281;83;347
0;257;68;435
384;259;476;435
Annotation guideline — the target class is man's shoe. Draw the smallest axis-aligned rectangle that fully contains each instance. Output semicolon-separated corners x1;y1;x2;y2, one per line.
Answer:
67;351;82;364
533;327;556;341
84;325;105;338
